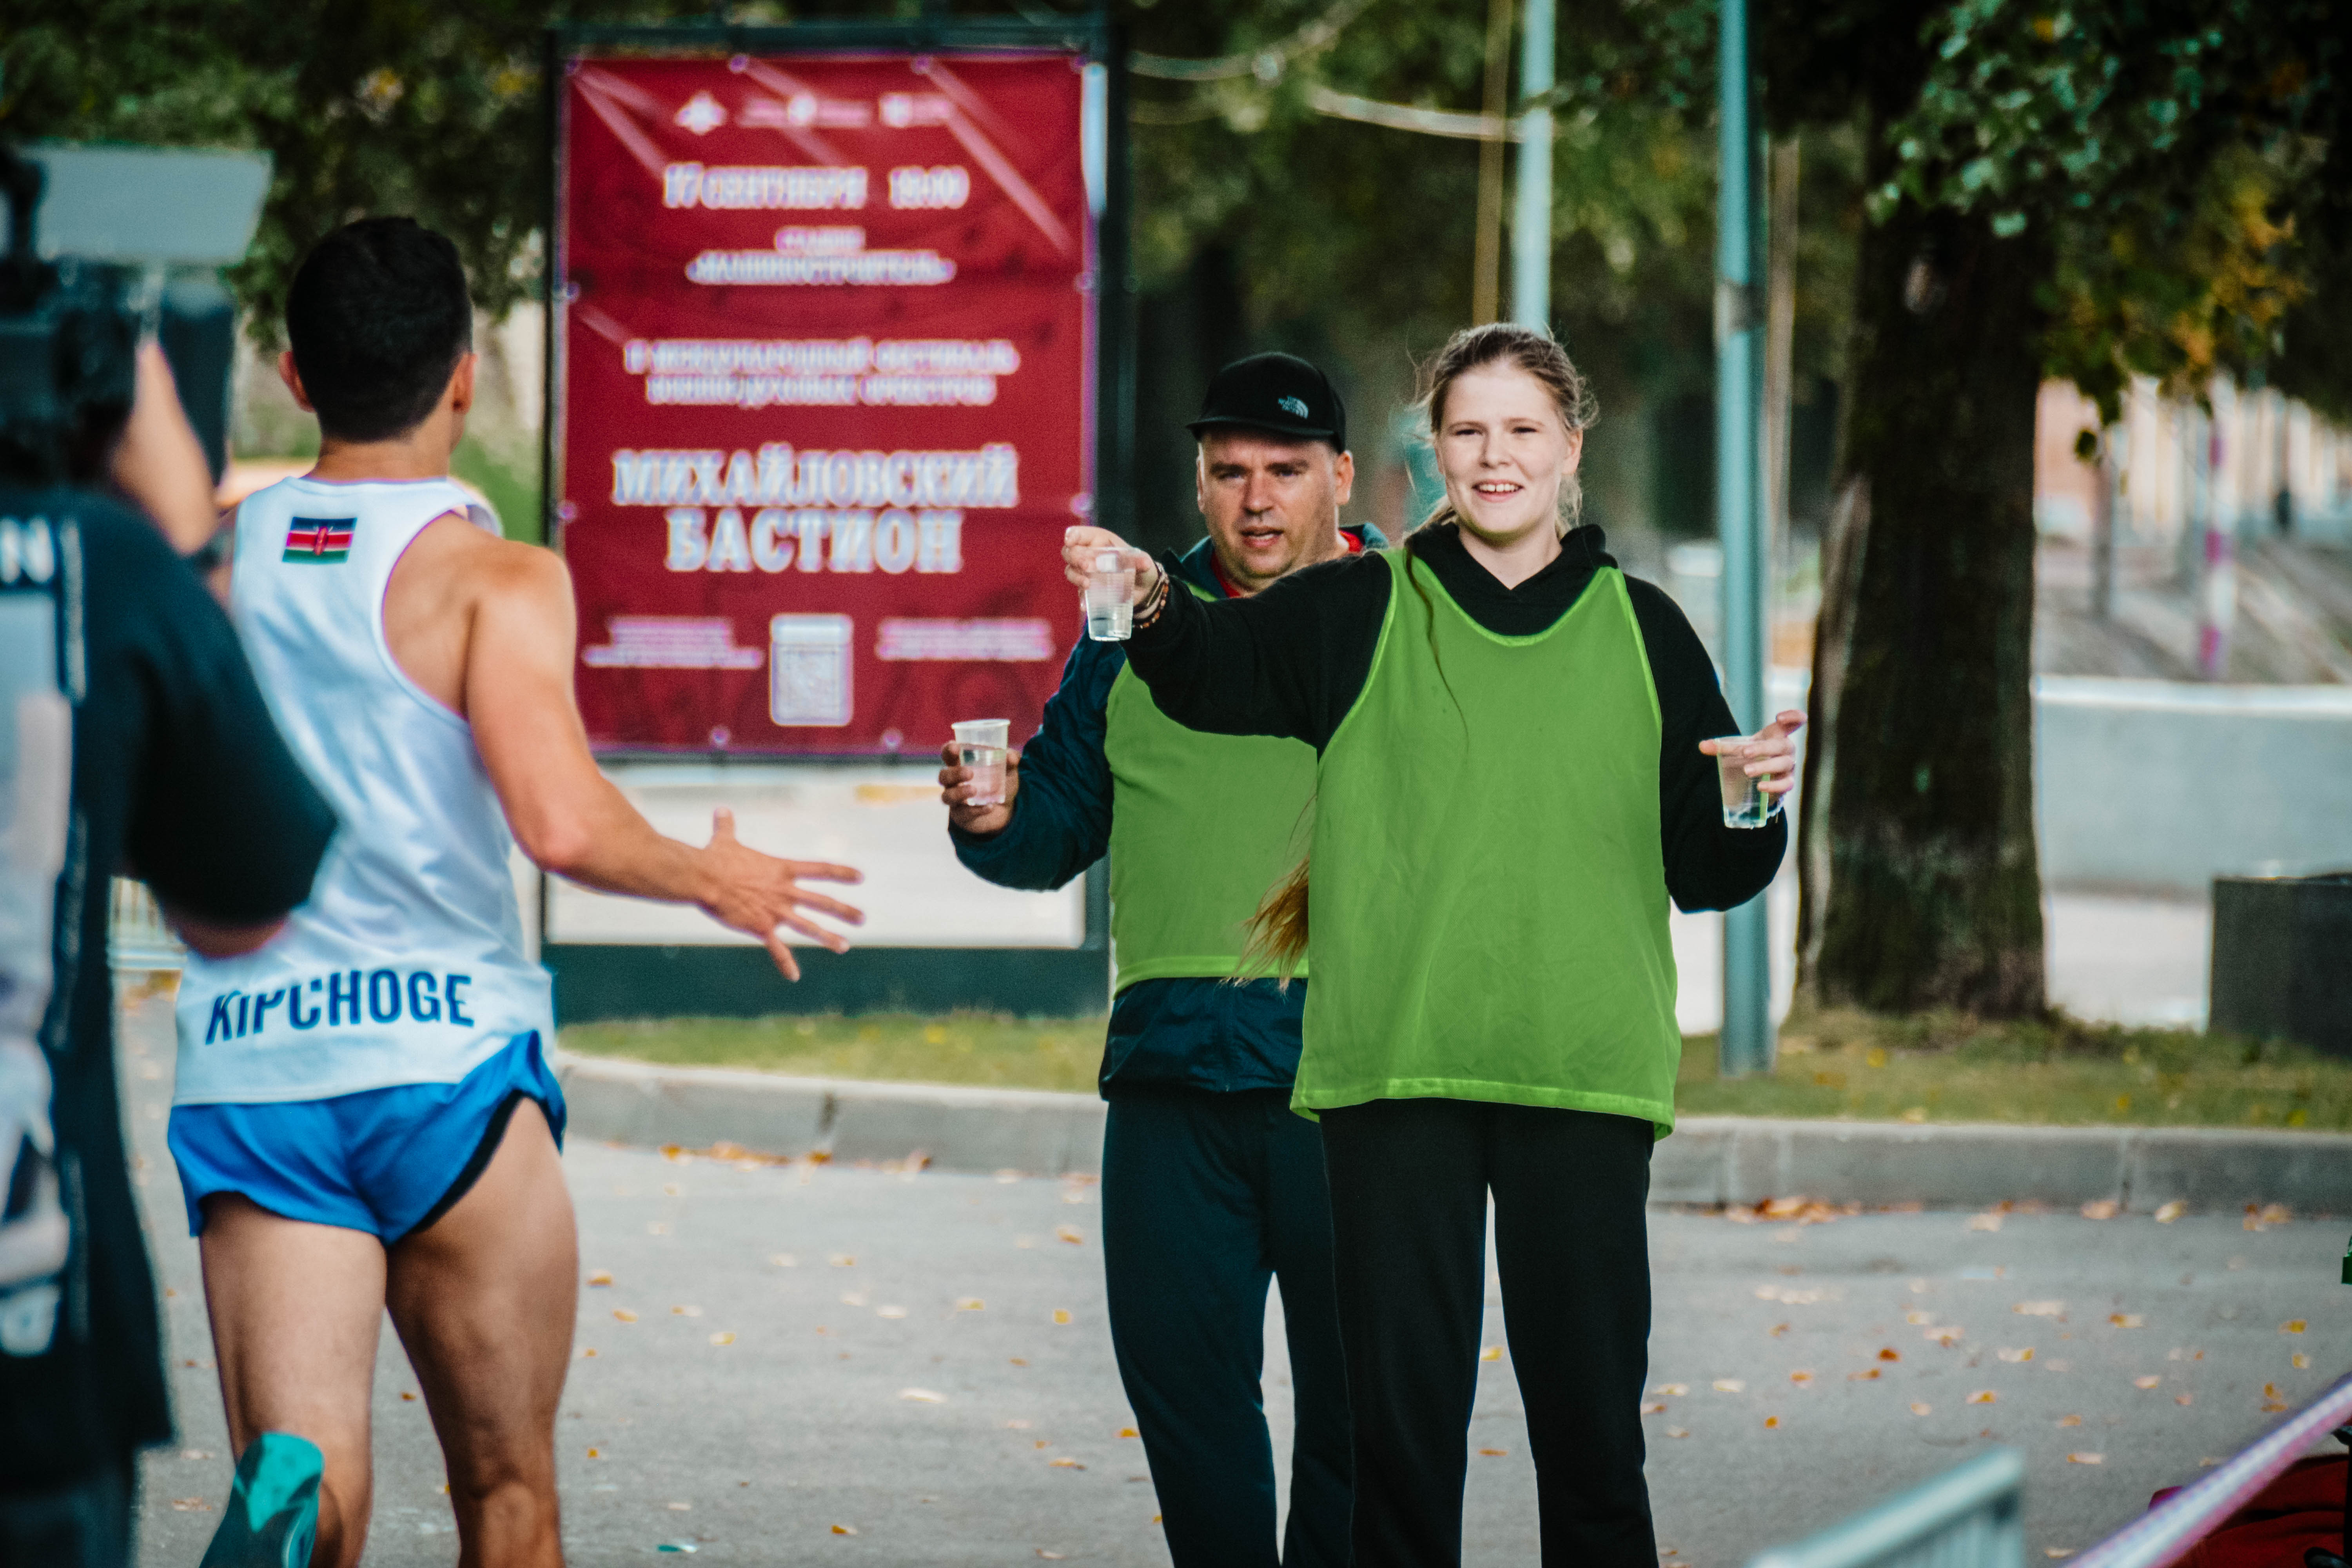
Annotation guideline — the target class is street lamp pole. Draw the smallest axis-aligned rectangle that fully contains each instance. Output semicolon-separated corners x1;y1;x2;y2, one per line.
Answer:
1511;0;1553;328
1717;0;1773;1076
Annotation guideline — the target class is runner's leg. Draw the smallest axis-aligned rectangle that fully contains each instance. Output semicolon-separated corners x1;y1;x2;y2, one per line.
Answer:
196;1197;388;1568
385;1098;575;1568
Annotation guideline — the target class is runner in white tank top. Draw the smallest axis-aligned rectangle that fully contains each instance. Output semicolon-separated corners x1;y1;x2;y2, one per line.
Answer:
172;219;864;1568
175;475;552;1104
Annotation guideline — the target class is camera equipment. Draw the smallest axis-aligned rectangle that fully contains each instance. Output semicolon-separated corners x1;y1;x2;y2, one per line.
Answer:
0;142;271;484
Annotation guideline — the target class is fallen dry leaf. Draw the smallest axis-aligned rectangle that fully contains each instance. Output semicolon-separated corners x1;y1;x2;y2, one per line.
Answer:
400;1391;418;1401
1789;1371;1815;1386
771;1253;797;1267
1005;1419;1032;1430
1967;1390;1996;1405
1910;1403;1932;1417
1713;1379;1746;1393
2067;1453;2104;1465
1878;1347;1901;1362
958;1298;985;1312
1642;1401;1668;1413
612;1309;638;1323
2015;1301;2065;1318
667;1502;691;1512
831;1524;857;1535
1480;1346;1503;1362
1763;1416;1781;1429
1048;1457;1085;1470
830;1254;855;1267
1052;1308;1073;1325
1477;1446;1509;1455
1996;1348;2035;1364
1849;1368;1882;1381
876;1306;908;1320
170;1498;212;1512
839;1293;867;1307
2048;1550;2076;1560
1666;1427;1690;1439
2261;1203;2291;1225
2176;1394;2194;1406
1117;1427;1138;1438
579;1348;597;1359
1924;1326;1965;1345
587;1448;602;1458
672;1305;703;1317
1770;1323;1791;1338
2080;1200;2119;1220
1967;1213;2003;1233
1055;1226;1084;1245
2058;1414;2082;1427
2282;1320;2308;1335
1655;1383;1690;1396
2134;1375;2160;1390
709;1332;735;1346
2109;1314;2145;1328
900;1388;946;1403
2294;1353;2312;1370
587;1271;613;1287
2154;1201;2186;1223
1906;1311;1936;1325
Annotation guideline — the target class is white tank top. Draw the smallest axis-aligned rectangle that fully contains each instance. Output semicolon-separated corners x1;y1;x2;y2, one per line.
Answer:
174;477;554;1105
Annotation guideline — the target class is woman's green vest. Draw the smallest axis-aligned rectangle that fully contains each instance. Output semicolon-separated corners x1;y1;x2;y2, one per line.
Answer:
1299;548;1681;1132
1103;586;1318;992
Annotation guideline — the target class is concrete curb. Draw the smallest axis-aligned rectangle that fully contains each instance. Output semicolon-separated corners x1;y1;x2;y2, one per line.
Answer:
554;1054;2352;1210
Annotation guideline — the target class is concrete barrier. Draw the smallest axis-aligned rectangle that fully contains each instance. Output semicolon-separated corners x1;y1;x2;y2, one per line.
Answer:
558;1055;2352;1210
2034;677;2352;893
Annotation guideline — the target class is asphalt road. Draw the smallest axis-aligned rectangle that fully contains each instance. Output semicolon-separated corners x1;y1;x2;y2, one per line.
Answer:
117;991;2350;1566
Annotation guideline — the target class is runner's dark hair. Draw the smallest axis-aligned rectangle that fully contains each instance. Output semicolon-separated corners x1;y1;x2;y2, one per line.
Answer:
285;217;472;443
1238;323;1597;981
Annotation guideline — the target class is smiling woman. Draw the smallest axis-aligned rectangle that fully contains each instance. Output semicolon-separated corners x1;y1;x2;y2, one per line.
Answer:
1055;321;1807;1565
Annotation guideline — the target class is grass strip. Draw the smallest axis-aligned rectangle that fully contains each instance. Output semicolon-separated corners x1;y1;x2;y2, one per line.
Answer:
561;1005;2352;1131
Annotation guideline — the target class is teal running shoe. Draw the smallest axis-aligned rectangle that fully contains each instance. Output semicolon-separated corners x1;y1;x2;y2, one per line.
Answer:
199;1431;322;1568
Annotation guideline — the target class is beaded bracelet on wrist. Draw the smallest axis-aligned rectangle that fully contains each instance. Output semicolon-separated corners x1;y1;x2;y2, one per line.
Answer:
1131;571;1171;630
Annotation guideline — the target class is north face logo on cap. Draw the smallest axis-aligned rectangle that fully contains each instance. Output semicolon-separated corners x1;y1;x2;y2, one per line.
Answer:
1277;396;1310;419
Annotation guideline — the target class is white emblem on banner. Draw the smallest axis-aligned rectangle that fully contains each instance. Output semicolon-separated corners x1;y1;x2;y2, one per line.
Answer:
675;92;728;135
769;615;854;727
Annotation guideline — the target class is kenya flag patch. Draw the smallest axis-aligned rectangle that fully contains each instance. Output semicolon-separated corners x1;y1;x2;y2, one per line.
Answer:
283;517;357;563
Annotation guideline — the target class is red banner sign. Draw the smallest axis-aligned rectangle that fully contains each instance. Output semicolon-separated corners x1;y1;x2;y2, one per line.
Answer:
555;51;1097;753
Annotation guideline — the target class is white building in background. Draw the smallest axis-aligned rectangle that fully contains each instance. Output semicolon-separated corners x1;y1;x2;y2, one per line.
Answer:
2035;377;2352;548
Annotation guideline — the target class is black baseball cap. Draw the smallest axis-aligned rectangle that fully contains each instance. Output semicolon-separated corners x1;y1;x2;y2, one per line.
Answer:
1185;352;1348;452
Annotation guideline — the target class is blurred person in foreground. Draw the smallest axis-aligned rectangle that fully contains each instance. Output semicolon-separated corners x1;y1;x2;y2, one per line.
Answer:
942;353;1372;1568
167;216;865;1568
1060;324;1801;1567
0;178;336;1563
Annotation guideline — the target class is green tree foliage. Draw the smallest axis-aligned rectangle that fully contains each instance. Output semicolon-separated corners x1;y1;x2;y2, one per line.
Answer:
0;0;715;338
1877;0;2344;421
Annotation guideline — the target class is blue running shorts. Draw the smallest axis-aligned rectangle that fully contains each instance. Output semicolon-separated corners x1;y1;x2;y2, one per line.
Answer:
167;1030;565;1242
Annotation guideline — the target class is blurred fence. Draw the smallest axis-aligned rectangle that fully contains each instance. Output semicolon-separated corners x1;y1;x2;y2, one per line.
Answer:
109;879;183;972
1745;1448;2023;1568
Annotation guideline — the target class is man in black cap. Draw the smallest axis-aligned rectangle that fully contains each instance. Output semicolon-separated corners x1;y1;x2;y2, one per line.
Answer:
938;352;1371;1568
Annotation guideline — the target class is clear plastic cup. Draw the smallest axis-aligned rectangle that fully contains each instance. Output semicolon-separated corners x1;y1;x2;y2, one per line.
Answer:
952;719;1011;806
1084;550;1134;641
1713;736;1779;828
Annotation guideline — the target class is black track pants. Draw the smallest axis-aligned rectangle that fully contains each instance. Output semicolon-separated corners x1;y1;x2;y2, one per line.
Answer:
1101;1088;1353;1568
1319;1098;1657;1568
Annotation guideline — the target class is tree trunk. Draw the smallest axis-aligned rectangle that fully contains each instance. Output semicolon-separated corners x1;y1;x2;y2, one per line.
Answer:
1801;177;2049;1016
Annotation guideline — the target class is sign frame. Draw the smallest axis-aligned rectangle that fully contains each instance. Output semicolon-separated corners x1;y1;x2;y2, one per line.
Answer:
537;16;1127;1021
541;13;1133;764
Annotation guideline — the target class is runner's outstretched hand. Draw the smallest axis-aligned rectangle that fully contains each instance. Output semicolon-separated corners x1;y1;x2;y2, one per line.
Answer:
937;742;1020;835
695;806;865;980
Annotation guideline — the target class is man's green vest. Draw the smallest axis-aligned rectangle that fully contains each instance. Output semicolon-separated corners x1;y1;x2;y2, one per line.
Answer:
1299;549;1681;1131
1103;585;1318;993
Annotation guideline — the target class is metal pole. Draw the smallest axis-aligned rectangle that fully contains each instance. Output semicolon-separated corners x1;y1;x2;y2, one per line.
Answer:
1510;0;1553;328
1716;0;1772;1076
